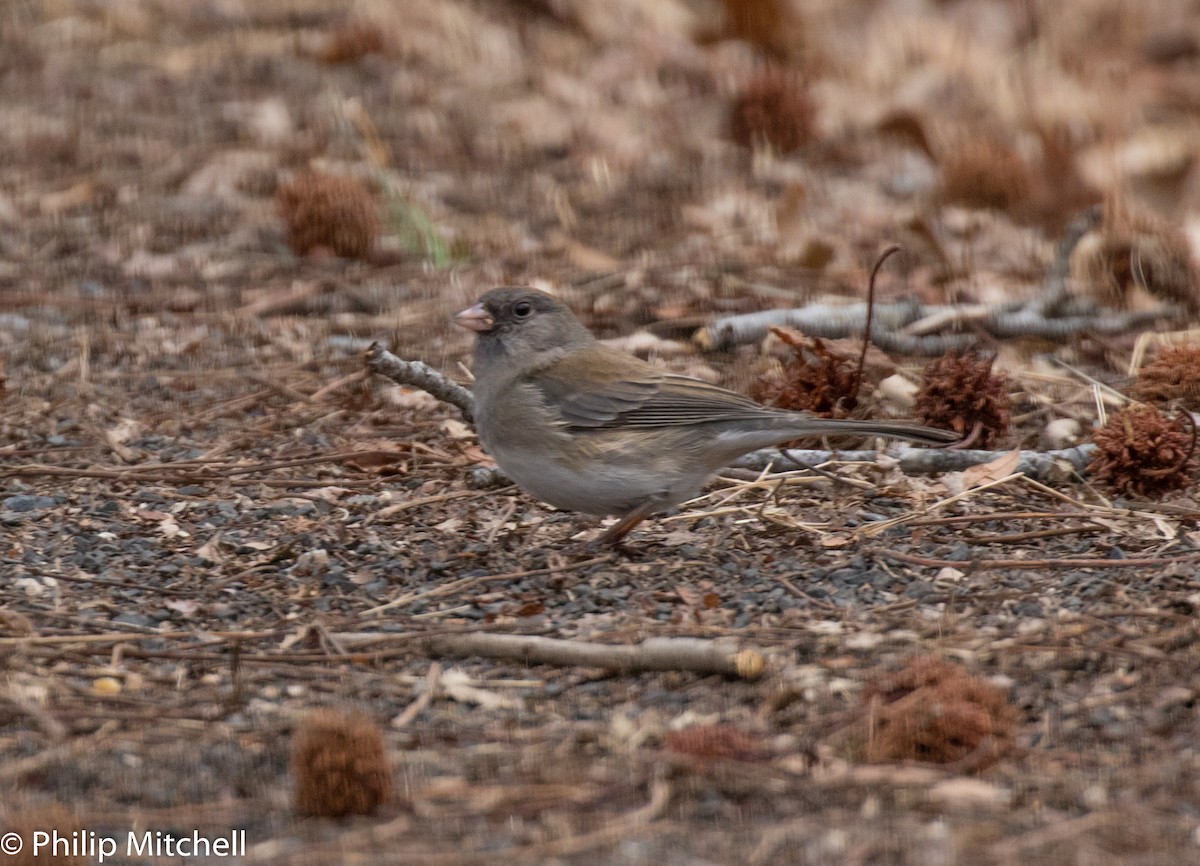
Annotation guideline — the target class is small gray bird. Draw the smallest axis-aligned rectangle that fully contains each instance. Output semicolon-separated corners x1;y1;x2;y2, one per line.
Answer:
455;287;957;544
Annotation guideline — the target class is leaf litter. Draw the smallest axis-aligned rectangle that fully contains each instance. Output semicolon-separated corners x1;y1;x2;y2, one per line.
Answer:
3;0;1200;864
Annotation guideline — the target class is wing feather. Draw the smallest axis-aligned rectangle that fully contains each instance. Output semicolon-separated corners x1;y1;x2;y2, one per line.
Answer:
533;351;788;429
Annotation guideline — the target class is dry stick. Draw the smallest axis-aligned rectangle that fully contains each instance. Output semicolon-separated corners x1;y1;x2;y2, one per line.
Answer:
702;210;1137;354
0;449;416;483
255;478;378;489
988;811;1117;859
309;368;367;402
1;693;68;741
246;373;313;404
0;464;158;481
879;548;1200;571
328;626;763;674
197;389;274;422
26;570;184;596
365;342;475;422
221;450;403;476
734;444;1096;479
0;630;283;649
895;444;1094;476
373;487;515;518
494;780;671;863
236;280;326;317
113;648;418;665
409;633;767;680
903;510;1087;526
967;524;1103;544
774;575;840;611
696;300;1178;353
698;299;922;351
391;662;443;728
854;469;1042;539
1054;358;1131;410
0;722;119;782
1029;204;1104;317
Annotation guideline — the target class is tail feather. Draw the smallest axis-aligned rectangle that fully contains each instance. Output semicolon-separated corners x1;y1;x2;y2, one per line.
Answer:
777;417;960;445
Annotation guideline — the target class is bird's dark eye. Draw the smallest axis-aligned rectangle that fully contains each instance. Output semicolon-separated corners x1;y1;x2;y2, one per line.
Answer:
512;301;533;318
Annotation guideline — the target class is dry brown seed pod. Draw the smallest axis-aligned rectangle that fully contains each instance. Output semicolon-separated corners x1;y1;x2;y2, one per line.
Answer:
915;351;1011;447
277;170;380;260
938;135;1034;213
318;21;386;65
1089;403;1197;498
292;709;393;818
728;66;814;155
749;330;860;417
1131;344;1200;410
851;656;1017;772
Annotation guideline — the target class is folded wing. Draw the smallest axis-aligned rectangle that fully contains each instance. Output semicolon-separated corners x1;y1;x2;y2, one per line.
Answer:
535;351;792;429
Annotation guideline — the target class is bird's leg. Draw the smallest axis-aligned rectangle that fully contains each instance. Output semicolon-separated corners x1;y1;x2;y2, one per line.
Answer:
594;500;659;546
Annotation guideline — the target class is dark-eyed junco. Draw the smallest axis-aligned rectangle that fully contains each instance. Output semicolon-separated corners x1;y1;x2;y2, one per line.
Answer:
455;287;957;544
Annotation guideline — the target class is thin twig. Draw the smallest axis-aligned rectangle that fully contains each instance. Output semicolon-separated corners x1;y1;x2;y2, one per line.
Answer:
365;342;475;421
879;548;1200;570
391;662;443;728
372;487;515;519
309;369;368;402
854;244;901;401
966;524;1103;544
413;633;767;679
0;722;120;782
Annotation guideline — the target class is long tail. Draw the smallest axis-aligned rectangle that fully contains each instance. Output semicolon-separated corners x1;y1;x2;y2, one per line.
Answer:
780;417;960;445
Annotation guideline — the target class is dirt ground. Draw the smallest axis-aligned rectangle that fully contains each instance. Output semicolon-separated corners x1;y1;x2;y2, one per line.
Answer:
4;0;1200;863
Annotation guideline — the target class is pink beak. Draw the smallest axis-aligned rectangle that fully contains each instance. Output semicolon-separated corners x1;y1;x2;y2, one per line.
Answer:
454;303;495;333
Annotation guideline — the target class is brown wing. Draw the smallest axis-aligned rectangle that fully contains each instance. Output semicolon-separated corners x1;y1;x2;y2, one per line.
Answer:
533;347;789;430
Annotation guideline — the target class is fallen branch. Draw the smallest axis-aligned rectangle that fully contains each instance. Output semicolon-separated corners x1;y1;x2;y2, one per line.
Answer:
694;206;1171;352
1029;204;1103;318
695;300;1178;353
890;444;1094;477
398;633;767;680
365;342;475;421
732;444;1095;480
391;662;443;728
0;693;67;741
696;299;922;351
0;722;119;782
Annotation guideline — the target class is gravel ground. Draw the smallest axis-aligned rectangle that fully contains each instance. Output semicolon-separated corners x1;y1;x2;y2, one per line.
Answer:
4;0;1200;863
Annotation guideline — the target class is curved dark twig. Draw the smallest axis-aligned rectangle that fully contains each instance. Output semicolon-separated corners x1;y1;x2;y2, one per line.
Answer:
945;419;985;451
853;244;902;402
1183;411;1199;468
